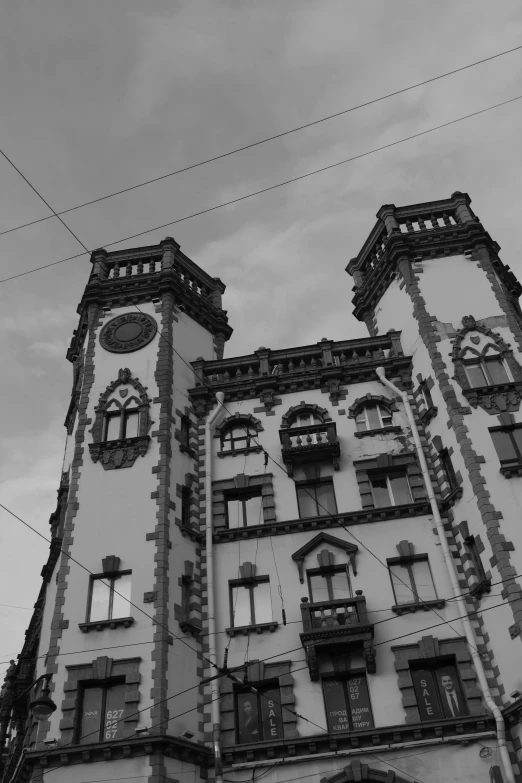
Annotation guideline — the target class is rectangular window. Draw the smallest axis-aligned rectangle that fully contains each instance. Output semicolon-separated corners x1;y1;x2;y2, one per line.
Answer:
230;578;272;627
295;463;337;519
78;682;126;744
465;357;510;387
411;662;467;721
181;487;191;527
389;557;437;605
464;535;487;584
439;449;458;491
490;425;522;468
104;412;121;442
485;357;510;384
236;686;283;744
323;675;374;733
180;416;191;448
226;489;263;528
308;568;352;602
355;404;393;432
420;382;434;410
370;472;412;507
88;573;131;622
124;409;140;439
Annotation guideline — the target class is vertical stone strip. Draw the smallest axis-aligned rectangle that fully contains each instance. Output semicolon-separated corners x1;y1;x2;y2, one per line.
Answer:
37;303;101;746
474;243;522;353
397;256;522;640
150;292;175;737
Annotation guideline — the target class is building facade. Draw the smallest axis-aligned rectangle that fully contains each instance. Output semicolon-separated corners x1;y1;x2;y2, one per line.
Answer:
2;192;522;783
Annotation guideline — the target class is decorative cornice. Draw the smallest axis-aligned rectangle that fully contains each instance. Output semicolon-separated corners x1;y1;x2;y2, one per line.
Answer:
89;436;150;470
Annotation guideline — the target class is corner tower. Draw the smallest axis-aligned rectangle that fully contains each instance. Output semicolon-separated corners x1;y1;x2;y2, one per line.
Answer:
6;238;232;782
348;194;522;761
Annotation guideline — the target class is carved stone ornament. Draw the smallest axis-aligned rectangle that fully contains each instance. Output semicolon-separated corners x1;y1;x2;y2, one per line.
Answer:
99;312;158;353
259;387;276;411
89;437;150;470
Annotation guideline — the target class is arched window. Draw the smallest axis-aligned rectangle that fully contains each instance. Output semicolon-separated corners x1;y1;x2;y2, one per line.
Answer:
103;398;141;442
221;422;257;452
289;411;323;428
355;403;393;432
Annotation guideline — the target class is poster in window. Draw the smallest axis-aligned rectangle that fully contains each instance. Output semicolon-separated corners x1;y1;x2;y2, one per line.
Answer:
436;665;467;718
104;683;126;741
79;687;103;744
411;668;443;721
260;688;283;741
347;675;374;730
237;692;260;743
323;679;350;733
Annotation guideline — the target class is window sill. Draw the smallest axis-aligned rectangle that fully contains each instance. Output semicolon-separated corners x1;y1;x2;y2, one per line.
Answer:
179;444;196;458
79;617;134;633
226;621;279;637
500;463;522;478
391;600;445;615
442;486;463;503
218;446;263;459
354;425;402;439
179;619;201;637
469;578;492;599
419;405;438;424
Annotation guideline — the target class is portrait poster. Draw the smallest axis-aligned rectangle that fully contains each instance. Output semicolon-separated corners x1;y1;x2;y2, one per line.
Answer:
237;692;260;744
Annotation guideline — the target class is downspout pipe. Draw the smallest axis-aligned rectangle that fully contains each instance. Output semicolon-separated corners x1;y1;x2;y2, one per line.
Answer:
204;392;226;783
376;367;515;783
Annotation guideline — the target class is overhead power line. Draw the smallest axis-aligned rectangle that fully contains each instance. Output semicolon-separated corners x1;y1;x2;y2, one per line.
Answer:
0;42;521;241
0;92;521;286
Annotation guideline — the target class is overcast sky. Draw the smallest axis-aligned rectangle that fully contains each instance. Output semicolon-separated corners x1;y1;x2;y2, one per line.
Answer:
1;0;522;673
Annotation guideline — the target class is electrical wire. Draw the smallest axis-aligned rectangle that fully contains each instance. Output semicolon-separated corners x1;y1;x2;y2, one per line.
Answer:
0;42;521;241
1;93;521;286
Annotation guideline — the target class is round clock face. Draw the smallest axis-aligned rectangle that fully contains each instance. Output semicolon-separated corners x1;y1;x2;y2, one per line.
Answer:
99;312;158;353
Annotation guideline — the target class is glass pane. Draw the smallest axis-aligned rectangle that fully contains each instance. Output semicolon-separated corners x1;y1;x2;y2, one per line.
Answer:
89;578;111;621
111;574;131;619
422;384;433;408
316;482;337;515
227;498;243;529
309;573;329;603
390;564;415;604
486;358;509;384
512;428;522;457
412;559;437;601
105;414;120;441
244;493;263;527
222;434;232;451
323;679;349;733
355;410;367;432
330;570;351;600
347;675;374;730
237;692;260;743
124;410;139;438
260;688;283;741
79;687;103;743
441;452;458;489
491;430;518;462
253;581;272;624
466;363;487;387
231;586;251;627
380;407;393;426
436;665;467;718
366;405;381;430
389;474;412;505
370;476;391;508
411;669;443;721
103;683;126;741
297;486;318;519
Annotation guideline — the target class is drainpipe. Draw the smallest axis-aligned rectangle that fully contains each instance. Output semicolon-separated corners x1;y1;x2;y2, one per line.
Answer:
376;367;515;783
204;392;226;783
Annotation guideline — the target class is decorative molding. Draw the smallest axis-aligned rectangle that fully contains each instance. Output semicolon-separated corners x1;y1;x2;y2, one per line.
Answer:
225;621;279;638
347;393;398;419
463;382;522;415
88;436;151;470
291;532;358;583
79;617;134;633
99;312;158;353
280;402;331;429
214;412;264;437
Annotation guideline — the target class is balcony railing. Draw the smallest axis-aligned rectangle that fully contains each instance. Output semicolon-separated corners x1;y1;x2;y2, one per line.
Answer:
280;422;340;474
300;595;369;634
300;594;376;678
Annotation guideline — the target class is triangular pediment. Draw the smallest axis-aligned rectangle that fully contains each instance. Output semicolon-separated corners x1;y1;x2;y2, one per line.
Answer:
291;533;358;583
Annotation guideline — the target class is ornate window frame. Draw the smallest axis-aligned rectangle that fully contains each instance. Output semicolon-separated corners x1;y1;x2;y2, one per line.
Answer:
215;413;263;457
354;453;427;510
451;315;522;414
280;402;331;429
89;368;152;470
348;394;400;438
212;473;275;532
387;540;444;615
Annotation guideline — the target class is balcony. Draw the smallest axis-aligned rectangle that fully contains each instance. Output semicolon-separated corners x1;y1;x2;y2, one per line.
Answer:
299;593;375;680
280;422;340;476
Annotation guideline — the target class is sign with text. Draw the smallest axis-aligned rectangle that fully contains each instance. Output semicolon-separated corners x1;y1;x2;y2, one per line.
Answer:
411;665;466;721
323;676;374;733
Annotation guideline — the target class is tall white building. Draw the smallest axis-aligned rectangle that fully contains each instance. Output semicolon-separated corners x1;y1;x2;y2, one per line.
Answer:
2;192;522;783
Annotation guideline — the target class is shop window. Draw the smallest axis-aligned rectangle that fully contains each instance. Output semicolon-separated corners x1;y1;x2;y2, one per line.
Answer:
355;403;393;432
370;471;412;507
78;681;126;744
235;685;283;744
88;573;131;622
388;557;437;606
322;674;374;733
226;488;263;528
229;577;272;628
295;463;337;519
410;661;467;720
